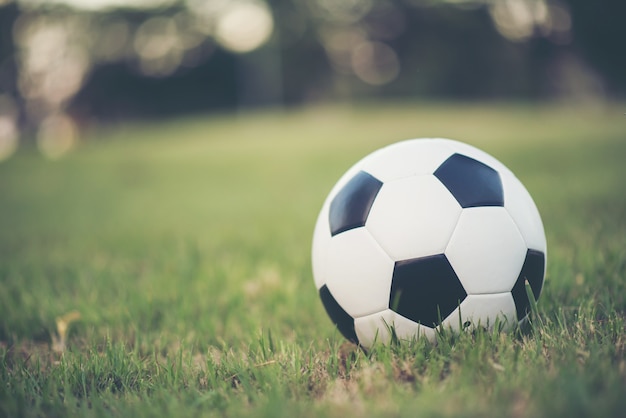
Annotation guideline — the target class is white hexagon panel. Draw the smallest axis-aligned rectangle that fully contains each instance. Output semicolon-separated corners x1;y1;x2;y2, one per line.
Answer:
366;175;462;261
324;228;394;318
360;139;455;182
354;309;437;348
446;207;527;294
441;293;518;332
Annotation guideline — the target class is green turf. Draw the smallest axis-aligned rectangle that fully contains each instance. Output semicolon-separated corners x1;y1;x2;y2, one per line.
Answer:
1;102;625;417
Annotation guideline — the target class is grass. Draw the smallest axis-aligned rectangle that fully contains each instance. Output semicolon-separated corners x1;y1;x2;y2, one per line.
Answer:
1;102;625;417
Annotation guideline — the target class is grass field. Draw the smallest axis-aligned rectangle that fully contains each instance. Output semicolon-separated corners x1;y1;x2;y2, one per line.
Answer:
1;102;625;417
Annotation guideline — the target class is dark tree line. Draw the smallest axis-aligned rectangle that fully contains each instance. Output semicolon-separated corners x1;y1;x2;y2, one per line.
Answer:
0;0;623;126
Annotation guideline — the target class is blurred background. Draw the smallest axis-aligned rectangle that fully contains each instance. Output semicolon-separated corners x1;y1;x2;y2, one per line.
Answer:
0;0;623;161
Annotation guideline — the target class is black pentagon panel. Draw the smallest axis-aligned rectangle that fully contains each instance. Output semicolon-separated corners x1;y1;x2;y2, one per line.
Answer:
434;153;504;208
319;285;359;344
329;171;383;236
511;249;546;320
390;254;467;327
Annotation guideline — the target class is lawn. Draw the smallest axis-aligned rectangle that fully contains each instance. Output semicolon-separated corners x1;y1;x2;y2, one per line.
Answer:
1;102;625;417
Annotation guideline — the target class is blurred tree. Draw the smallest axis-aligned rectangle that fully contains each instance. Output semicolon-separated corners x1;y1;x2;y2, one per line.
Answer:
0;3;20;112
0;0;623;133
0;2;21;158
390;5;532;98
566;0;626;94
72;50;238;121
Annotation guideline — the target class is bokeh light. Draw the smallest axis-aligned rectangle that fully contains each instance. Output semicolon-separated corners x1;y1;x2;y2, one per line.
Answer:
490;0;539;41
37;113;78;160
185;0;229;30
18;0;176;11
351;41;399;86
489;0;572;43
0;95;19;162
134;16;183;77
13;13;91;123
0;116;19;162
321;27;367;75
214;0;274;53
544;3;572;44
311;0;373;23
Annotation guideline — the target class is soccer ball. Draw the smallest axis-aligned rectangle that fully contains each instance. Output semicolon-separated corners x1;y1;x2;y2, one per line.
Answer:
311;138;546;348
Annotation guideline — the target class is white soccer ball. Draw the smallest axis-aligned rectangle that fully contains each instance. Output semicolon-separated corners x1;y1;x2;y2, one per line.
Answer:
312;138;546;348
